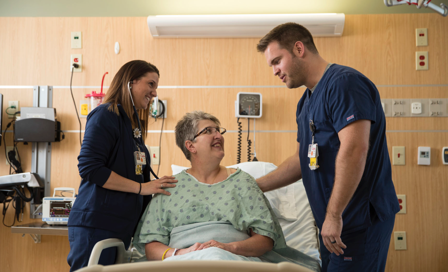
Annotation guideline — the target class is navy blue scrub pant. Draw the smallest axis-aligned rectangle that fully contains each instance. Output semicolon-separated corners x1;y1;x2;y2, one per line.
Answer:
67;226;132;272
319;214;395;272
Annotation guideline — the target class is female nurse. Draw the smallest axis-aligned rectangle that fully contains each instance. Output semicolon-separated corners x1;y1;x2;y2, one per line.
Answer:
67;60;177;271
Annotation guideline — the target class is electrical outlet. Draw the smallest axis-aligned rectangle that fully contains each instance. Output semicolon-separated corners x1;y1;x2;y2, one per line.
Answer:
71;31;82;49
397;194;406;214
5;146;18;165
70;54;82;72
8;101;19;118
394;231;407;250
416;51;428;71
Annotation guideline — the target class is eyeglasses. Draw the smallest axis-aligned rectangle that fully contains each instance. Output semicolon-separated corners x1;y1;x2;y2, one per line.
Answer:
193;126;227;140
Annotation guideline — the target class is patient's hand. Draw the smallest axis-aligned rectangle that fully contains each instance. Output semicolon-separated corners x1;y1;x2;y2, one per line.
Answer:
176;242;203;256
197;240;233;252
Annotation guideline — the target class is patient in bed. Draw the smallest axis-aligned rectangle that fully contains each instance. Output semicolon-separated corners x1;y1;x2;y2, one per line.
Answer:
133;111;286;262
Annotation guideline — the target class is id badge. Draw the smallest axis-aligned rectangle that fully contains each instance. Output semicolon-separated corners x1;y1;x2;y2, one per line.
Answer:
308;144;319;170
135;165;143;175
134;151;147;166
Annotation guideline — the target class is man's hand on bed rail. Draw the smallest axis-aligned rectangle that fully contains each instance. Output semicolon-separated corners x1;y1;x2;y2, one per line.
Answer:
321;213;347;256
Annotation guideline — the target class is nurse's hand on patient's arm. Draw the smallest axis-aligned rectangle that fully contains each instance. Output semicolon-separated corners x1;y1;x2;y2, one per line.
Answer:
103;172;176;195
321;213;346;256
141;176;177;196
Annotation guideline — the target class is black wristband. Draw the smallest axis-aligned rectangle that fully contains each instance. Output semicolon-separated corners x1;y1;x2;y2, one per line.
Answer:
138;182;142;195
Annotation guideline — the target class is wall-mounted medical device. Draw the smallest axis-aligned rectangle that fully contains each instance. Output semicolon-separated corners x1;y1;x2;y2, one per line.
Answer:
0;172;43;189
235;92;262;118
14;107;62;142
442;147;448;165
42;187;76;225
417;146;431;165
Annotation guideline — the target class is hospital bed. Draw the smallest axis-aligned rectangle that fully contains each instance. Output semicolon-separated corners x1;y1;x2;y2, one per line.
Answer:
78;162;321;272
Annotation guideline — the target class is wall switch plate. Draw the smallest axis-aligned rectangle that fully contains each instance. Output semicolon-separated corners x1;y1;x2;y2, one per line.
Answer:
417;146;431;165
416;51;428;71
70;54;82;72
416;28;428;46
392;146;405;165
394;231;407;250
397;194;406;214
149;146;160;165
71;32;82;49
8;101;19;118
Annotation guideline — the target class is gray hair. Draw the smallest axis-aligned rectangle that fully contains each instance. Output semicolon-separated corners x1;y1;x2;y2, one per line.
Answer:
175;111;221;161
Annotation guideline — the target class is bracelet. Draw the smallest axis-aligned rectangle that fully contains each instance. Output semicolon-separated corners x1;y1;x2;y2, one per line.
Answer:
137;183;142;195
172;248;178;257
162;248;172;260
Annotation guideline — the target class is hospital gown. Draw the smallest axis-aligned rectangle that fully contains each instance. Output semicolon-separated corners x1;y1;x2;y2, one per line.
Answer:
134;168;287;255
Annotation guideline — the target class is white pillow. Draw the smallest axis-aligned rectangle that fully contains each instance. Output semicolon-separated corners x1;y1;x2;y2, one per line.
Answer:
170;162;320;261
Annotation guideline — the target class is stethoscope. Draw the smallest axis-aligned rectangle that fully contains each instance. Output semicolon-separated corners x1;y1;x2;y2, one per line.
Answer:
127;81;160;180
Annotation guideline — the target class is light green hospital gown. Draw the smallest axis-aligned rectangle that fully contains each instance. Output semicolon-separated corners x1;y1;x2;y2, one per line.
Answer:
134;168;286;253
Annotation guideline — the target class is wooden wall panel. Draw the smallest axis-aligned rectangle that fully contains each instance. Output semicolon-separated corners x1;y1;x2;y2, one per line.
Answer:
0;14;447;272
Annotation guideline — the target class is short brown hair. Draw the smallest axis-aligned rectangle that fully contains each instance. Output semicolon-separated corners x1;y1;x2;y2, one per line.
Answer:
257;23;318;54
175;111;221;161
103;60;159;140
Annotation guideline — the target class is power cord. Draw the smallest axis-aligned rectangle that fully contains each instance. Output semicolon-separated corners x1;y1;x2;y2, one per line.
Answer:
247;118;252;162
70;64;82;146
236;118;242;164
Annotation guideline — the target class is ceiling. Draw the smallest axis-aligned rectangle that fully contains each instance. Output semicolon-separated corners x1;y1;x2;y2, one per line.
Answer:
0;0;446;16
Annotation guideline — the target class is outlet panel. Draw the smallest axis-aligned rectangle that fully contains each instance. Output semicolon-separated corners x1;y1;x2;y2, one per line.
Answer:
394;231;407;250
8;101;19;118
392;146;405;166
410;99;429;116
397;194;406;214
70;54;82;72
416;51;428;71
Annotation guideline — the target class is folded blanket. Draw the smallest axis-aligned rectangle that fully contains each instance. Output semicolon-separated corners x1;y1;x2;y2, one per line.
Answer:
167;221;320;272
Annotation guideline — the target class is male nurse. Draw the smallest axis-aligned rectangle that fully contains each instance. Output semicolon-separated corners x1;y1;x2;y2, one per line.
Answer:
256;23;400;272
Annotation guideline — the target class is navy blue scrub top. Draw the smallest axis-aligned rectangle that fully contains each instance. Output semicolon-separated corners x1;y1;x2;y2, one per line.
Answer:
296;64;399;233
